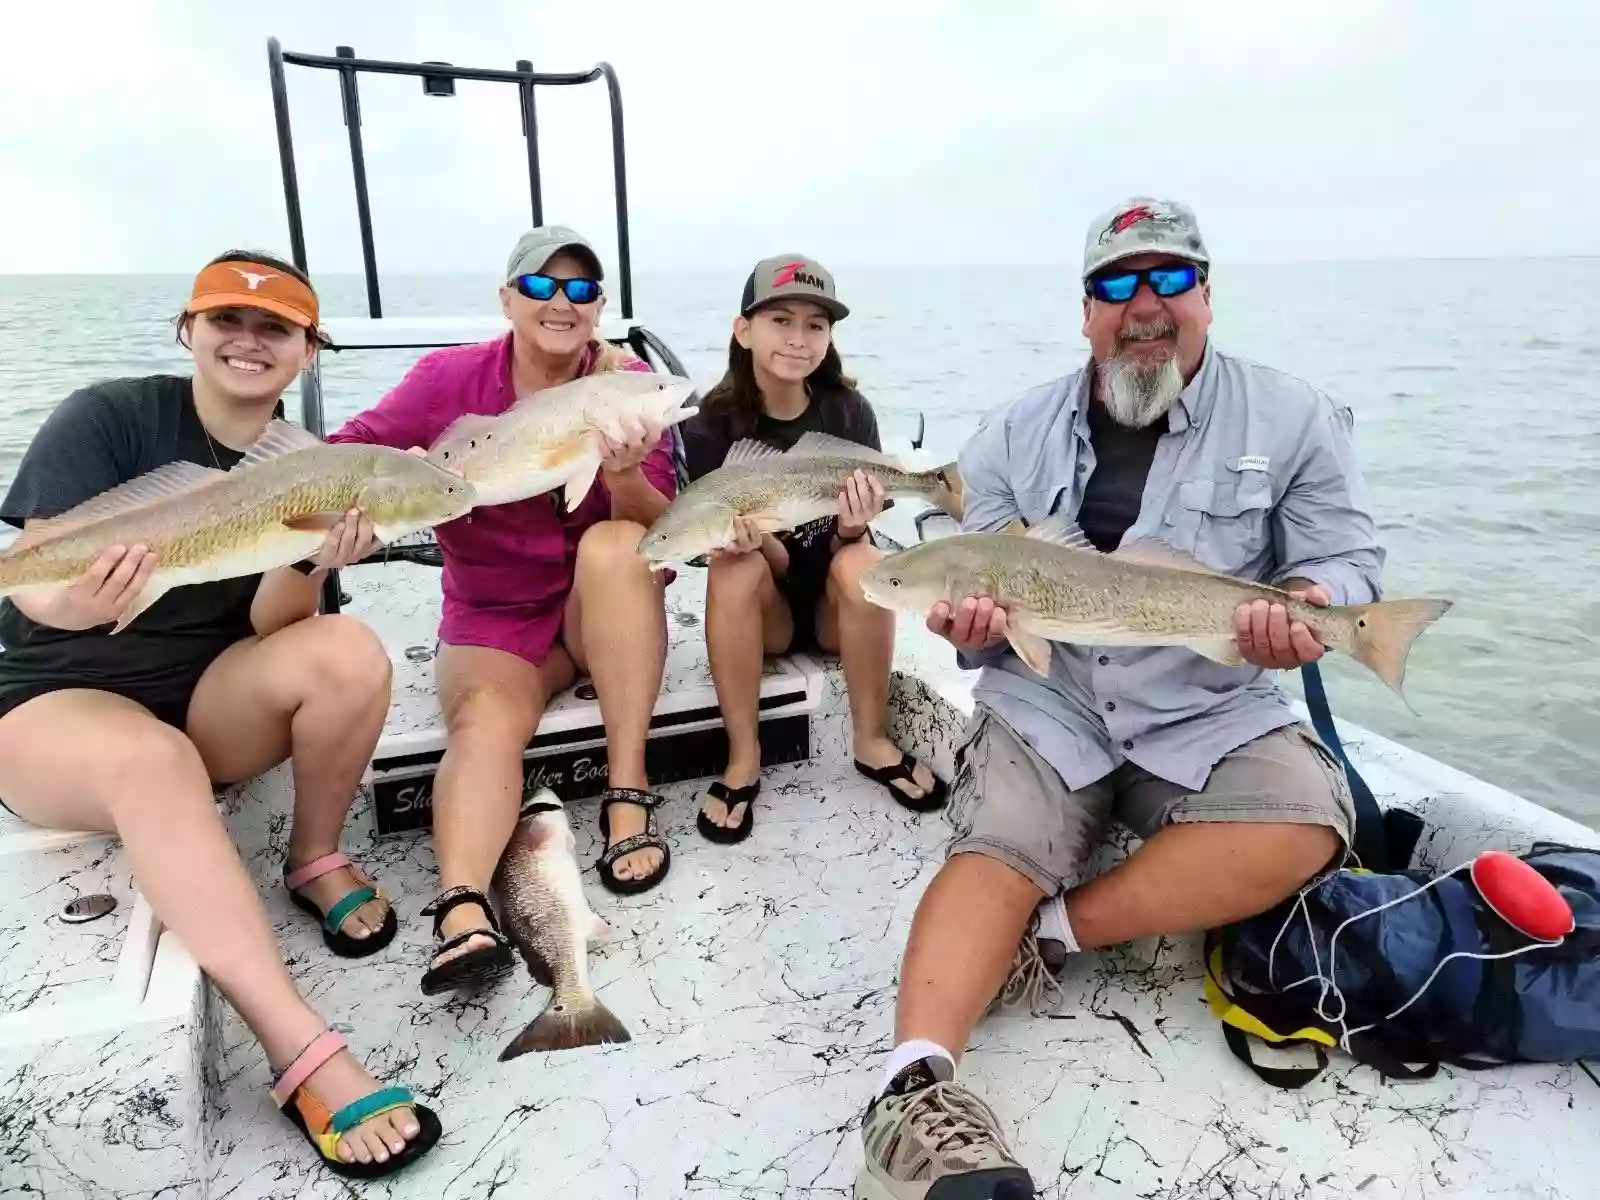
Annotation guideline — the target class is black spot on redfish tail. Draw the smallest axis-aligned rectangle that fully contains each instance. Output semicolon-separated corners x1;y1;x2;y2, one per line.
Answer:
497;994;632;1061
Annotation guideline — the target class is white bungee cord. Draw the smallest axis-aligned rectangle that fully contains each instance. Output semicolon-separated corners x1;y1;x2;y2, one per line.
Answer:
1264;861;1564;1054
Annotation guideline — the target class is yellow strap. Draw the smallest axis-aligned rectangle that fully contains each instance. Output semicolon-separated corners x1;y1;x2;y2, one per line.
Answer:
1204;945;1337;1048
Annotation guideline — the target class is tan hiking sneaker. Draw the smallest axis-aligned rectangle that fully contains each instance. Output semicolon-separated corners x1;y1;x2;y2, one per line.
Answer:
855;1057;1035;1199
988;923;1065;1017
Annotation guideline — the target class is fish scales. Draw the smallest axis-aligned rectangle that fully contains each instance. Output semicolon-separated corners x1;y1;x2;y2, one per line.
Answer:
859;518;1450;701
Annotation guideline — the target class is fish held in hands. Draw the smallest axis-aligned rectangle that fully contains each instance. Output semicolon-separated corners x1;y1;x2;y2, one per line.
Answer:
424;370;698;510
636;431;962;567
492;792;631;1060
858;514;1452;703
0;419;475;632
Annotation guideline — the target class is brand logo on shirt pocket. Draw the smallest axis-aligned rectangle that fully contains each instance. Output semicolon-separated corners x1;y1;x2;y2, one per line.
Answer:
1228;455;1271;474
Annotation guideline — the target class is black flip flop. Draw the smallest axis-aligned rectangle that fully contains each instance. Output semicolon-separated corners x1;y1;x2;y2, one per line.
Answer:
418;885;516;996
596;788;671;895
696;779;760;845
855;751;948;812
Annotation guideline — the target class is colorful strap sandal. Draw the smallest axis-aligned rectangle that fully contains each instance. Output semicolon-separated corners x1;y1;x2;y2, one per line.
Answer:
283;852;398;958
596;787;672;895
418;884;516;996
696;779;760;845
270;1029;441;1179
855;751;949;813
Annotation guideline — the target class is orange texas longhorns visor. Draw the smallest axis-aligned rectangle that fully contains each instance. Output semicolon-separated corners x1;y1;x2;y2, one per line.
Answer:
185;260;320;329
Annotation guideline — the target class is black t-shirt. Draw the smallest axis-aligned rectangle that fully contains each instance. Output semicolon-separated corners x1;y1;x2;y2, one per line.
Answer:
1077;399;1167;553
0;376;272;694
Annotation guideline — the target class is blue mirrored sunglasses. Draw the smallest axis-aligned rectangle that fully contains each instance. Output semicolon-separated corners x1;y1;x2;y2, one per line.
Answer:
514;273;602;304
1086;262;1203;304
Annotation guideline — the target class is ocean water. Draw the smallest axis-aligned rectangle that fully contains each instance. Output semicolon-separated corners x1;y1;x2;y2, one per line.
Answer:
0;260;1596;827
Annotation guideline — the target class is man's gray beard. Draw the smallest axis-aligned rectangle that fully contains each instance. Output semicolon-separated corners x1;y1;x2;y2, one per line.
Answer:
1098;349;1183;429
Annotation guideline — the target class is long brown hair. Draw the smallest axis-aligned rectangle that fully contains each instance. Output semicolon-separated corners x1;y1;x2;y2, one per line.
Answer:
700;329;862;441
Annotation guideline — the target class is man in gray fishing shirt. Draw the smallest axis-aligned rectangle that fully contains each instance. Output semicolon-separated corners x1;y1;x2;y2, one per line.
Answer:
855;197;1377;1199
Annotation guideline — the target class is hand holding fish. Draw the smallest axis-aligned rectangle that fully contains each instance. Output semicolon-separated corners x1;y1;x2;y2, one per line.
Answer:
836;469;886;541
308;509;378;571
1234;584;1330;670
597;413;664;475
34;542;158;631
709;514;766;559
926;595;1010;654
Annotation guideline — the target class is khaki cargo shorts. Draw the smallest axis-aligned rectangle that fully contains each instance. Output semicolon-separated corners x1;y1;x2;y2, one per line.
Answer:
945;704;1356;896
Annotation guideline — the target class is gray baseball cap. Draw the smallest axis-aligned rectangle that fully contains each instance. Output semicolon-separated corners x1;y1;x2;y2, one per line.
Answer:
1081;196;1210;281
505;224;603;283
741;254;849;322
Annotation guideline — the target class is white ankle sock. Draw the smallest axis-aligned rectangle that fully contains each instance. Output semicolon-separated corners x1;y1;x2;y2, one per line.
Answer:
878;1039;955;1095
1035;894;1080;954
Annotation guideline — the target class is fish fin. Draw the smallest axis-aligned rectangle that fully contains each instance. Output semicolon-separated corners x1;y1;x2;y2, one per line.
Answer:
7;462;227;552
497;993;632;1059
1347;597;1453;705
787;431;898;466
1021;513;1096;551
587;911;611;941
283;512;345;533
426;412;498;455
109;581;171;635
239;418;323;467
563;453;603;511
1006;629;1053;676
724;438;784;468
1181;636;1246;666
1110;537;1233;577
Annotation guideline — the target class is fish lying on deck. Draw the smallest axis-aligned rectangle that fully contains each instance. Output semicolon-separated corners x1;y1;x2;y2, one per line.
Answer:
636;431;962;567
424;370;699;510
859;514;1453;702
492;792;631;1060
0;419;475;632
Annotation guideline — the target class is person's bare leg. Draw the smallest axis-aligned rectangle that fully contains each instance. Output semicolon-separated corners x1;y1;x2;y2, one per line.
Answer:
564;519;668;880
815;541;936;802
186;614;394;941
429;641;572;966
702;548;793;828
1062;821;1340;950
0;691;420;1167
893;853;1046;1054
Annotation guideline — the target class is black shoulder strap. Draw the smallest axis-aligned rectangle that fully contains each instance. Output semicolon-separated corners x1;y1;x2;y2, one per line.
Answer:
1301;660;1422;873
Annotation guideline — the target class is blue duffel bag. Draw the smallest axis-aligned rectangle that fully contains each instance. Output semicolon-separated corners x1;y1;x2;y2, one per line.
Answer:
1204;841;1600;1087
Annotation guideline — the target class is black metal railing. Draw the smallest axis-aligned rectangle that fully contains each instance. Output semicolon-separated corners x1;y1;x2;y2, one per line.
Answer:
265;38;635;324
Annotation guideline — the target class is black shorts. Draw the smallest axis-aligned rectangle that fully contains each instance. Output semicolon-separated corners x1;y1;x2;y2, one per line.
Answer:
776;554;832;654
0;634;233;735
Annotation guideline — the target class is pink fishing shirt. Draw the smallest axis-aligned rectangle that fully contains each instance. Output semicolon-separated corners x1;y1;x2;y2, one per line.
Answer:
327;334;676;666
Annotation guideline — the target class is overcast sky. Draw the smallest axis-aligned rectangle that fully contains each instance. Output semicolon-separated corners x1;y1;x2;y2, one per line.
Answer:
2;1;1594;276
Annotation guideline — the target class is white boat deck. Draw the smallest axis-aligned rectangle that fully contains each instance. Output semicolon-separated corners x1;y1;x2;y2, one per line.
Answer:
3;519;1598;1198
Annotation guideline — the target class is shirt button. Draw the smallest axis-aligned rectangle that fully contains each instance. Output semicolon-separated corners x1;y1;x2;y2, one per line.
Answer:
1105;701;1116;712
1098;655;1109;666
1122;740;1134;751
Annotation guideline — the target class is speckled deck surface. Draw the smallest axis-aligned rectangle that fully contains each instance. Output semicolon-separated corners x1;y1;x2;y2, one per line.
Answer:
4;555;1598;1200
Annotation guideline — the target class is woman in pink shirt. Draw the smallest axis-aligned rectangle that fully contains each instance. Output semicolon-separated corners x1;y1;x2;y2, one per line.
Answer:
328;226;677;996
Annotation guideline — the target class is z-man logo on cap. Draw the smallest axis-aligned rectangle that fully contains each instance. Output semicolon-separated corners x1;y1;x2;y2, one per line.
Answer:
772;260;825;290
231;268;279;291
1099;204;1181;244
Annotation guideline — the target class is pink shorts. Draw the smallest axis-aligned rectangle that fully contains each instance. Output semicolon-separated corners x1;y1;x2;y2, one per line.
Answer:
437;567;676;668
